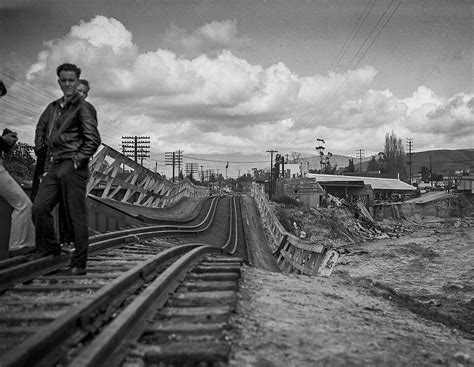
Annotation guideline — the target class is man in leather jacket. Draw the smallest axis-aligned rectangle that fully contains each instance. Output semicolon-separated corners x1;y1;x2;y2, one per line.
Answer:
31;78;92;247
32;63;101;275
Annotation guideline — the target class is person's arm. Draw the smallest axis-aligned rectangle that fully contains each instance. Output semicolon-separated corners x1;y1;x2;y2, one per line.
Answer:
34;104;52;155
72;102;101;168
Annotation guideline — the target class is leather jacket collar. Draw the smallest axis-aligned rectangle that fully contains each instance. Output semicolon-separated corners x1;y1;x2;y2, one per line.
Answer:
53;92;82;109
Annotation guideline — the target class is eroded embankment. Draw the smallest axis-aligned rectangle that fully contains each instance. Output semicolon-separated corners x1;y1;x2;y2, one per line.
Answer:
230;196;474;366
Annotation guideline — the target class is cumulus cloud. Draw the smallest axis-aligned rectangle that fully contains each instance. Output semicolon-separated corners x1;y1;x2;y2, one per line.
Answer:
162;20;241;58
23;16;473;158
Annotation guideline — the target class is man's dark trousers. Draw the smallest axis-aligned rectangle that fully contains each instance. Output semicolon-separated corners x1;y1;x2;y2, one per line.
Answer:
32;159;89;269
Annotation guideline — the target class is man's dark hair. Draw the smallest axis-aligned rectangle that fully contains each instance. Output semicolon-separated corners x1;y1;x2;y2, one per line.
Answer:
56;63;81;78
79;79;90;89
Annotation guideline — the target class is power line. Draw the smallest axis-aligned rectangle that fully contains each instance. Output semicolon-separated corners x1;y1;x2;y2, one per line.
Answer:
0;64;56;101
306;1;377;117
344;0;398;73
315;0;402;112
329;0;377;72
352;0;403;70
302;0;403;131
182;155;267;164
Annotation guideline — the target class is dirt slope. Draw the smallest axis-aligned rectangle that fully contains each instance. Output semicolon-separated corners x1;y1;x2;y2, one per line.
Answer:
230;198;473;366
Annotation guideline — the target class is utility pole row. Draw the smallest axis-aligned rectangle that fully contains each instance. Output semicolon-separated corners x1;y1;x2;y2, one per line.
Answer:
266;149;278;199
406;138;413;184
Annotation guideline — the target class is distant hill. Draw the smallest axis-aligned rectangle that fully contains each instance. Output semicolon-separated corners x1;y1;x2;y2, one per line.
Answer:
172;149;472;179
299;149;473;176
300;154;370;171
411;149;474;175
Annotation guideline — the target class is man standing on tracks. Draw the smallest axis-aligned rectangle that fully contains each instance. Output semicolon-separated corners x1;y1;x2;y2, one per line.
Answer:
58;79;91;249
32;63;101;275
31;78;92;248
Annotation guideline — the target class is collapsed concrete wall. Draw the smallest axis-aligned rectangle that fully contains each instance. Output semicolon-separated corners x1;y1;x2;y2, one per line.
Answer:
403;194;473;218
373;204;404;221
374;194;474;220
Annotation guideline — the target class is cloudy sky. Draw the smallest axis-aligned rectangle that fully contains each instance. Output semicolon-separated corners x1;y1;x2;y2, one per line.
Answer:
0;0;472;177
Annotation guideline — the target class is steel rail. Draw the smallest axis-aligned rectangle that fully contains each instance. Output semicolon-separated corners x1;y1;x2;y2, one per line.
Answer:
222;195;239;255
0;244;212;367
68;197;244;366
69;245;222;367
1;194;245;367
0;196;223;292
229;195;240;254
0;196;219;273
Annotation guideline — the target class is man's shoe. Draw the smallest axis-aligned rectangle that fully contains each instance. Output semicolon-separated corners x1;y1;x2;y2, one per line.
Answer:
70;267;87;275
61;242;75;253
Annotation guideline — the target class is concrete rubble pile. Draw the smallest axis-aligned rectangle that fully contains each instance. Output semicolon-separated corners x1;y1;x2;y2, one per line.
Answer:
271;192;474;256
272;195;418;251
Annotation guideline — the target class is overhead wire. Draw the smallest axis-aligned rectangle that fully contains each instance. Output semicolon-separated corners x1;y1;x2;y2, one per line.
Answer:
295;0;378;131
352;0;403;70
316;0;401;109
314;0;403;114
0;64;56;101
343;0;397;73
0;61;127;147
301;0;403;132
329;0;377;72
182;155;268;164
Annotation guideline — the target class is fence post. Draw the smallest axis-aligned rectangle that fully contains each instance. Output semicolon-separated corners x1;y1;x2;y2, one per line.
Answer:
273;234;288;256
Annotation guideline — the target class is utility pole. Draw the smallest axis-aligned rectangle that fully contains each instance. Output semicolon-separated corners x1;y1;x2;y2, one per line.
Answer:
121;136;150;164
266;149;278;199
176;150;183;179
406;138;413;184
200;165;204;182
356;149;365;172
281;155;285;178
185;163;199;178
430;155;433;188
165;150;182;182
315;138;326;172
165;152;175;182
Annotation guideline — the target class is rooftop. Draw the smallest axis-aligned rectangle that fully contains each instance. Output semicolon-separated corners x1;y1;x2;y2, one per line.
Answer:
306;173;417;191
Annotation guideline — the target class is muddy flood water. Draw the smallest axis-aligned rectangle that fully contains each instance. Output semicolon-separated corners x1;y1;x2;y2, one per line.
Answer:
230;225;473;367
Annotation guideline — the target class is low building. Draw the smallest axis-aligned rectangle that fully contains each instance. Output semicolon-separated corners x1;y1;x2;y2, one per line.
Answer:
457;176;474;194
306;173;417;205
275;177;324;208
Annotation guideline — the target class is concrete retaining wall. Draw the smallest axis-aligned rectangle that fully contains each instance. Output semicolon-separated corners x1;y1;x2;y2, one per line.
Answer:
373;194;473;220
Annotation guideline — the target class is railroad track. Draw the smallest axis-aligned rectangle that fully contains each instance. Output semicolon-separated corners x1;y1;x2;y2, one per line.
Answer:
0;194;247;366
0;196;222;291
0;196;217;273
